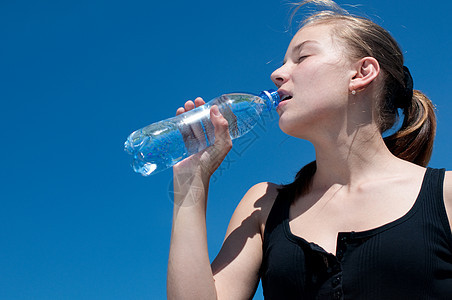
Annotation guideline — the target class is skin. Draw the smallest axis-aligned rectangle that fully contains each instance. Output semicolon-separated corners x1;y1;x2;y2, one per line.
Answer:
167;24;452;299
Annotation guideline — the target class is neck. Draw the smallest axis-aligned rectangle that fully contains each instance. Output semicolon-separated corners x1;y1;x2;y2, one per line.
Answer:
310;122;401;190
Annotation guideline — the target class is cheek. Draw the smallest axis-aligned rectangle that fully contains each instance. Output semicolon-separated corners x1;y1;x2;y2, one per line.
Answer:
278;78;349;135
292;63;326;92
294;64;349;102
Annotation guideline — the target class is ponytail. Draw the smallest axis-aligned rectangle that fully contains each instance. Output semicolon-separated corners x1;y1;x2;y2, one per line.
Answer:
384;90;436;167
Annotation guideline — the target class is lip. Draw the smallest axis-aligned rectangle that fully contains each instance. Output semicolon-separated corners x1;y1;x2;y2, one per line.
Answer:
276;89;292;111
276;99;290;111
277;89;291;100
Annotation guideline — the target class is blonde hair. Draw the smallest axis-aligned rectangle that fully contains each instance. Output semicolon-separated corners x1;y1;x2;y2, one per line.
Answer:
282;0;436;197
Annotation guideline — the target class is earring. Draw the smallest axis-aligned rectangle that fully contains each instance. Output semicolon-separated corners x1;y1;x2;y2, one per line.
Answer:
351;90;356;95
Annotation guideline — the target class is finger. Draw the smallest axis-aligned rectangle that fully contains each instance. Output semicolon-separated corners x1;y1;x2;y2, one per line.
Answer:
178;100;208;155
184;99;208;150
194;97;205;107
184;100;195;111
180;121;205;155
176;107;185;116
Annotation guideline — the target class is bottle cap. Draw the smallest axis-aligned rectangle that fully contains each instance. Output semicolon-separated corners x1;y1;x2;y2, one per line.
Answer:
261;89;280;111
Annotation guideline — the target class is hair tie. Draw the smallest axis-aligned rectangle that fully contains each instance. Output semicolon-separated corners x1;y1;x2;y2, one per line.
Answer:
403;66;414;101
394;66;414;109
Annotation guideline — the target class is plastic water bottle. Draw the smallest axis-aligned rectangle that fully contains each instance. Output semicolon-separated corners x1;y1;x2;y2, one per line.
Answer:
124;90;280;176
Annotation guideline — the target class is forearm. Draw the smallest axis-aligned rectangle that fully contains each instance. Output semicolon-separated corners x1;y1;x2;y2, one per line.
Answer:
167;102;231;299
167;173;217;300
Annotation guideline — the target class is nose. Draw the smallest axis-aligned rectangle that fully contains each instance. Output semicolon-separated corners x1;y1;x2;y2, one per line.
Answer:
271;65;289;88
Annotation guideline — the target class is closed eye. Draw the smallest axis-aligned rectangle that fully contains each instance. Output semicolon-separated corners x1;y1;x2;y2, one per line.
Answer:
298;55;308;62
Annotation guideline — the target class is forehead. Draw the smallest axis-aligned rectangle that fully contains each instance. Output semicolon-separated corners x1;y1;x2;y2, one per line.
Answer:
289;24;334;49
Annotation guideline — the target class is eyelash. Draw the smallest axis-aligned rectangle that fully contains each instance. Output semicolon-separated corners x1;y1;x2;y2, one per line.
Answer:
279;55;308;67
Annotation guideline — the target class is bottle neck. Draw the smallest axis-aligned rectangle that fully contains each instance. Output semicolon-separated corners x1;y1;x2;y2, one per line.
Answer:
260;89;280;111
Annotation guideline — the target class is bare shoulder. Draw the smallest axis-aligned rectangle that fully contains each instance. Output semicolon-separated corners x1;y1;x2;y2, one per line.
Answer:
443;171;452;202
442;171;452;227
240;182;280;207
231;182;280;235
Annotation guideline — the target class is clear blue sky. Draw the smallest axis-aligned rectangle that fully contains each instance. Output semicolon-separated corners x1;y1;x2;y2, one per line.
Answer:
1;1;451;299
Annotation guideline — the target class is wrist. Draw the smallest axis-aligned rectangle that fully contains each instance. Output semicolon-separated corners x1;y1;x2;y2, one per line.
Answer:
172;169;210;208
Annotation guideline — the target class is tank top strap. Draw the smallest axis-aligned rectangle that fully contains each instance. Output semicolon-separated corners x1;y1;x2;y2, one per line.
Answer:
423;167;452;248
423;167;445;199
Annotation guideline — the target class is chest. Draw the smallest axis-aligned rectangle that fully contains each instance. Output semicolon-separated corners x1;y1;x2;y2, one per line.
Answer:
262;205;452;299
288;183;422;255
261;168;452;299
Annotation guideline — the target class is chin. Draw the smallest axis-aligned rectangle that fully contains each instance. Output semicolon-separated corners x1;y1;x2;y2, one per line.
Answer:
278;114;319;140
278;118;301;137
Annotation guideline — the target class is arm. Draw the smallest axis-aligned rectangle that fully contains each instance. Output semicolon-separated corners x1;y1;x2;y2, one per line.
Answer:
166;98;279;299
212;182;278;299
442;171;452;230
167;99;231;300
168;179;277;300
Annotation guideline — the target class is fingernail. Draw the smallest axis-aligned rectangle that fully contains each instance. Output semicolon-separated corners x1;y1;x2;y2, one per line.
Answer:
212;106;221;116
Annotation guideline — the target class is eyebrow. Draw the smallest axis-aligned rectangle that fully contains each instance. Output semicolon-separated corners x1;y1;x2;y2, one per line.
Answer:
283;40;319;64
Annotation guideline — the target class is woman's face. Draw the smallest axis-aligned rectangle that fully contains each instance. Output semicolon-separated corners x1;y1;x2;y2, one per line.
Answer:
271;24;356;138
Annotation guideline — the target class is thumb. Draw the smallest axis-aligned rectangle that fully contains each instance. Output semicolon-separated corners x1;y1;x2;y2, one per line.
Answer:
209;105;232;150
210;105;222;118
210;105;228;133
200;105;232;174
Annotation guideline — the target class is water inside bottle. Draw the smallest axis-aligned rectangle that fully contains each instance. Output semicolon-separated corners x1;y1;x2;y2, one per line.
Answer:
125;121;187;176
124;93;269;176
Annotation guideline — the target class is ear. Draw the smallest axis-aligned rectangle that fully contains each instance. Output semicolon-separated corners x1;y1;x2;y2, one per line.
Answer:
349;57;380;92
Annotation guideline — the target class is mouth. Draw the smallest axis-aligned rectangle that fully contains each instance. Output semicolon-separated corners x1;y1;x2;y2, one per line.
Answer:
280;94;293;102
278;90;293;103
276;91;292;111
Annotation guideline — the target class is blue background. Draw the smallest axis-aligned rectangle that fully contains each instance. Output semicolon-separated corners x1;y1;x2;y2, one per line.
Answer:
1;0;451;299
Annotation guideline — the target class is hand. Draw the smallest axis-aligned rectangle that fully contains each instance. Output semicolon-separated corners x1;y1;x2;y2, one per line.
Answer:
173;97;232;182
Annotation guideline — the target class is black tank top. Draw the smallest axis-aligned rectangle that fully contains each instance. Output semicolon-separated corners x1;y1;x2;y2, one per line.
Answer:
261;168;452;299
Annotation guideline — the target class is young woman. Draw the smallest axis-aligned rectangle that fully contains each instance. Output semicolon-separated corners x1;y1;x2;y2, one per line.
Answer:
167;1;452;298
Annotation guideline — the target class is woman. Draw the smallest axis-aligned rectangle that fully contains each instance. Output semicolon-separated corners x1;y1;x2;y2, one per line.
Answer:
167;1;452;299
